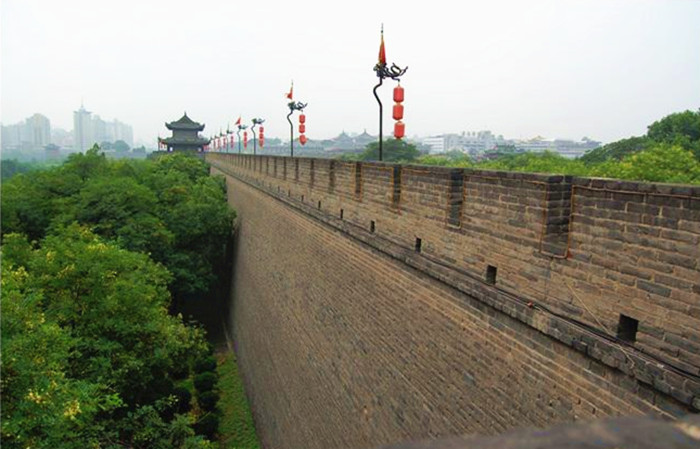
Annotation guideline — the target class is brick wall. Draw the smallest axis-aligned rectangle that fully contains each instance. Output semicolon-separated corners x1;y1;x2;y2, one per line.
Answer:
208;153;699;449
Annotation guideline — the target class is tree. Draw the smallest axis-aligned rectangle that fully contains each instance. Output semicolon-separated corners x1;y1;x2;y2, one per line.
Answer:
114;140;131;152
579;136;651;164
359;138;420;162
1;245;112;448
646;109;700;160
1;226;212;447
590;144;700;184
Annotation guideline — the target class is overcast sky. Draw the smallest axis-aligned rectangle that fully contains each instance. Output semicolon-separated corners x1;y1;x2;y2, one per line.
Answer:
2;0;699;145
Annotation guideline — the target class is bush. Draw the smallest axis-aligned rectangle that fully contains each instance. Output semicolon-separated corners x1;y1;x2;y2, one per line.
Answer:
194;372;217;393
197;390;219;412
194;412;220;440
173;386;192;414
194;356;217;374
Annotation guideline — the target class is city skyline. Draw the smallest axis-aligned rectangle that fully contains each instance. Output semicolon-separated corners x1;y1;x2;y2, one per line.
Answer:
2;0;699;145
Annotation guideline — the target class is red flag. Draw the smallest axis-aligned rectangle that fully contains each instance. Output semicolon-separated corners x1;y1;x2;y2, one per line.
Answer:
235;116;241;126
285;81;293;100
378;27;386;65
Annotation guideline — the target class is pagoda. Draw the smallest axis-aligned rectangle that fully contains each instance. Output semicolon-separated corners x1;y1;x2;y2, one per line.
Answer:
160;112;210;152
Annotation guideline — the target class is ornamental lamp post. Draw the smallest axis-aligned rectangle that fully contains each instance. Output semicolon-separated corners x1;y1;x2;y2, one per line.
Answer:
251;118;265;155
287;101;307;157
372;25;408;161
236;120;248;154
284;80;307;157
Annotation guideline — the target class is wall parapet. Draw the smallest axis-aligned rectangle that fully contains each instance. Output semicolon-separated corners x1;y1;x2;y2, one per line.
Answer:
207;152;700;412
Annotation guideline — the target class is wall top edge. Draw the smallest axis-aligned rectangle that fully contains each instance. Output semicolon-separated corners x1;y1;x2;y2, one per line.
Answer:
208;153;700;192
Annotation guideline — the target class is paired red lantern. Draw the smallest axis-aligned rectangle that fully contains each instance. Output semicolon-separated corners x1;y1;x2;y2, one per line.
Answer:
259;126;265;148
393;83;405;139
299;113;307;145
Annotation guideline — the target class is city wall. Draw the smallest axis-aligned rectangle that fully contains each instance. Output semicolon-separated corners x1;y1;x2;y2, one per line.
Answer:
207;152;699;449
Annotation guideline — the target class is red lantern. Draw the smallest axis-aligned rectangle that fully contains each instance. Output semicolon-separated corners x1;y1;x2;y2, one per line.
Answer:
244;131;248;148
393;103;404;121
393;84;404;103
259;136;264;147
300;134;308;145
299;124;306;134
394;121;405;139
259;126;264;134
299;113;306;124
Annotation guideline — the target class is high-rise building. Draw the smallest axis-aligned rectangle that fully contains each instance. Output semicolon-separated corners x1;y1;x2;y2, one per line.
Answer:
1;113;51;152
112;119;134;147
73;103;93;152
25;113;51;148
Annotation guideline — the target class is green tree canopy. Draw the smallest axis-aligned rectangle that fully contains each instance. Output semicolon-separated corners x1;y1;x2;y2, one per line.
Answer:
579;136;651;164
359;139;420;162
646;109;700;159
1;226;212;448
113;140;131;152
1;152;235;299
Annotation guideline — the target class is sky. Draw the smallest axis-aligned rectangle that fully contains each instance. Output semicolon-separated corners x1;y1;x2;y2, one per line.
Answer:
2;0;699;145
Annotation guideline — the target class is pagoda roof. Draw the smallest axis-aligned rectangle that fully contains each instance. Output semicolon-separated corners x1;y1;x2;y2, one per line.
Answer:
166;112;205;131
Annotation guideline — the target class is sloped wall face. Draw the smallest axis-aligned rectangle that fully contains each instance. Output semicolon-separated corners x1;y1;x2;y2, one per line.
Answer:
209;154;698;449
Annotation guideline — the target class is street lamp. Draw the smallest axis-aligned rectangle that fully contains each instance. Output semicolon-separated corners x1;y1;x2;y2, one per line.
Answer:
372;25;407;161
237;123;248;154
286;101;307;157
251;118;264;155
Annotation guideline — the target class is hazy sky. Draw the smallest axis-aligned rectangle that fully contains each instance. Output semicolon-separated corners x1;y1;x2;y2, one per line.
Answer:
2;0;699;144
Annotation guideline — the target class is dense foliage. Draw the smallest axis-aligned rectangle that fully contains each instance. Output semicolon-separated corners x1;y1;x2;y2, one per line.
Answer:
2;148;235;298
1;151;236;447
341;138;421;162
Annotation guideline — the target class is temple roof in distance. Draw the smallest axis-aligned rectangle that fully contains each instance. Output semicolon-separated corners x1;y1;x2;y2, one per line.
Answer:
166;112;205;131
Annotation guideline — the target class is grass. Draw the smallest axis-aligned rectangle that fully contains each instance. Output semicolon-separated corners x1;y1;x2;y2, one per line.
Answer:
216;350;261;449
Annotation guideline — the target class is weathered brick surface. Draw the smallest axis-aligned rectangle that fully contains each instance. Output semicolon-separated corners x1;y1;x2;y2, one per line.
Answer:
208;154;699;449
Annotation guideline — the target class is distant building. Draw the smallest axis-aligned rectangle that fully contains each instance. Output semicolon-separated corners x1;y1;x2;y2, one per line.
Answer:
160;112;210;152
73;103;134;152
73;104;93;152
25;113;51;148
513;136;601;159
423;136;445;154
422;131;502;155
513;136;554;153
552;138;601;159
1;113;51;153
321;130;376;154
51;128;73;149
92;115;134;148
